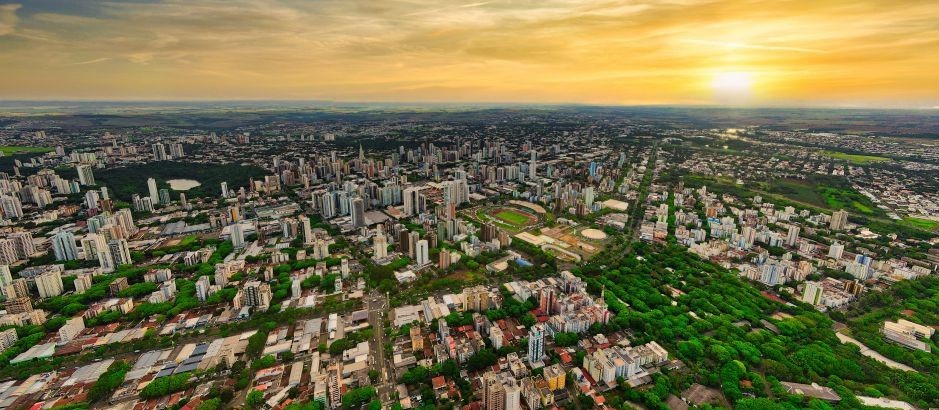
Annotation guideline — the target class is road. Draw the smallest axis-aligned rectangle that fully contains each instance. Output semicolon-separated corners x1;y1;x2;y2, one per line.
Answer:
366;291;395;404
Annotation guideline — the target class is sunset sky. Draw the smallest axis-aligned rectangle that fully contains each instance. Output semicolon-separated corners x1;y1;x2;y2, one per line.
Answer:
1;0;938;107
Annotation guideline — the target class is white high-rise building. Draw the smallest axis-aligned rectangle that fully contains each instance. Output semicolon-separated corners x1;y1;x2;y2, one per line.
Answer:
528;323;545;366
828;242;845;259
58;317;85;344
147;177;159;204
36;270;65;298
52;231;79;261
301;216;314;245
802;281;823;306
76;165;96;186
415;239;429;266
220;182;229;198
786;225;800;247
373;231;388;259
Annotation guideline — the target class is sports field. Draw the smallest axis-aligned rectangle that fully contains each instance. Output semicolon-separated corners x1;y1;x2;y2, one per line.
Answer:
494;209;534;226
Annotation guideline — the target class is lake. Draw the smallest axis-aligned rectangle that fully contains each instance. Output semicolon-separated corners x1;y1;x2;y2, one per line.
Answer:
167;179;201;191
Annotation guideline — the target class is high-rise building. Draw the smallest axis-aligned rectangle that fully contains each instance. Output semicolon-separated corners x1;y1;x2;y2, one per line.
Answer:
0;265;12;296
786;225;800;247
58;317;85;344
828;241;845;259
483;372;506;410
241;281;272;307
147;177;159;204
350;197;366;228
3;296;32;314
528;323;545;366
0;195;23;219
438;248;451;269
802;281;823;305
373;230;388;259
36;270;65;298
830;209;848;231
462;285;490;312
231;223;245;248
51;231;79;261
74;273;93;293
415;239;429;266
220;181;229;198
76;164;95;186
8;232;34;259
0;328;18;351
152;142;167;161
301;216;314;245
108;239;133;266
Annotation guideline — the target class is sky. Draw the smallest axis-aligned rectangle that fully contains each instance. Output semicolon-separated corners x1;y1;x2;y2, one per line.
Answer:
1;0;938;107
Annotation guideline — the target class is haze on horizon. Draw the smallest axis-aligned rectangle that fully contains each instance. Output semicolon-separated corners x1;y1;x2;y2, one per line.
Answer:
1;0;938;108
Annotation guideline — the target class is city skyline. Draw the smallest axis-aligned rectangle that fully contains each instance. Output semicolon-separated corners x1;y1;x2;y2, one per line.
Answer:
1;0;939;108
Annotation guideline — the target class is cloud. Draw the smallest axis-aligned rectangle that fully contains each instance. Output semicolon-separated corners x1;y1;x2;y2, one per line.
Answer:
0;0;936;106
0;3;21;36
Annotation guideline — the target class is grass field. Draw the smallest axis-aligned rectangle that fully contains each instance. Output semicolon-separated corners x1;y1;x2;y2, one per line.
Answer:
0;146;52;155
903;217;939;231
821;150;890;165
494;210;532;226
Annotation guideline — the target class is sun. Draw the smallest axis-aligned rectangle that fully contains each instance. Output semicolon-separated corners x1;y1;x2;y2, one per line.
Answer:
711;71;753;104
712;71;753;94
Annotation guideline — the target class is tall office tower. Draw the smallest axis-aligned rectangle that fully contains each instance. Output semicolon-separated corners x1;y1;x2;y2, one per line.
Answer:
0;195;23;219
402;187;421;216
373;230;388;259
483;372;506;410
528;323;545;365
152;142;167;160
108;239;133;266
786;225;800;247
830;209;848;231
350;197;365;228
76;164;95;186
528;150;537;180
397;228;410;253
828;241;845;259
231;223;245;248
220;181;229;198
301;216;314;245
52;231;79;261
147;177;159;204
100;186;109;200
36;270;65;298
415;239;429;266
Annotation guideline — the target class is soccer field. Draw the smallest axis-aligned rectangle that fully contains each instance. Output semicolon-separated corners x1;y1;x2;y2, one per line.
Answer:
494;210;532;226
